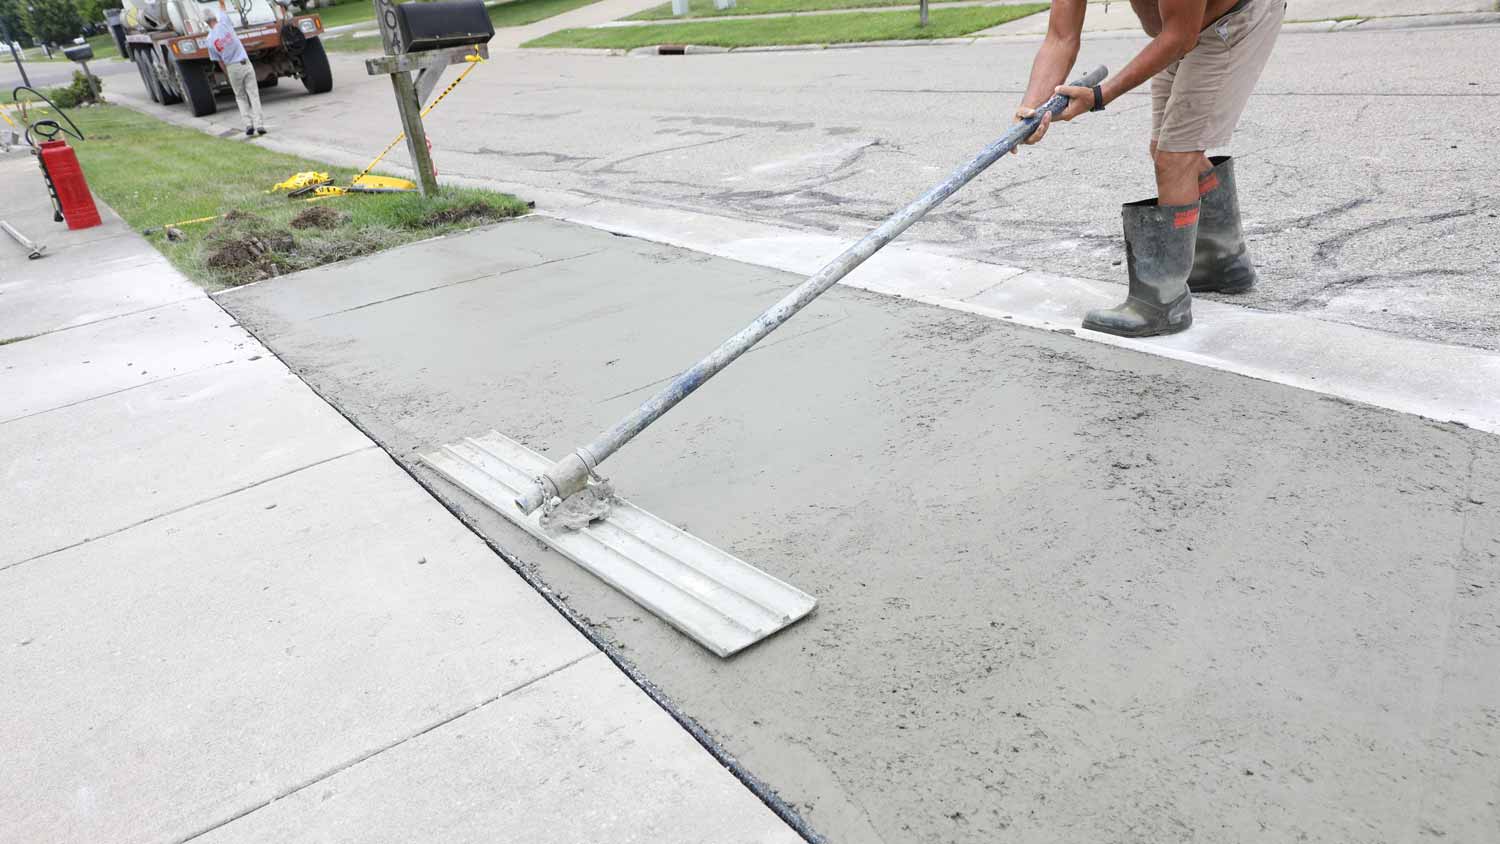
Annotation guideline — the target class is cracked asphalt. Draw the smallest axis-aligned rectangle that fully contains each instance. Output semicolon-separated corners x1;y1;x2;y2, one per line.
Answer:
148;22;1500;351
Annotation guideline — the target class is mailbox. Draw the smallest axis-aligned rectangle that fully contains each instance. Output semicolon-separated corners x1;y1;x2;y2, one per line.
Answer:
62;42;95;62
394;0;493;52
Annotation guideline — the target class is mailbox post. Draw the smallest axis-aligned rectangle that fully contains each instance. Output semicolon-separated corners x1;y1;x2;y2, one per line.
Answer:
62;43;100;102
369;0;438;196
365;0;493;197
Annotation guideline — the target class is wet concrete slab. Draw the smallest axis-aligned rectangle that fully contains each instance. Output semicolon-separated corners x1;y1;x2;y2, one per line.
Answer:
218;217;1500;844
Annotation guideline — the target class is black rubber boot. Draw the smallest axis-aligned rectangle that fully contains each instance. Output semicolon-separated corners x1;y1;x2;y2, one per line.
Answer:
1083;198;1198;338
1188;156;1256;294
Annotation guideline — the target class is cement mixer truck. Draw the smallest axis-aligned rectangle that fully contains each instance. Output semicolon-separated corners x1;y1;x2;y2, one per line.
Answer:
120;0;332;117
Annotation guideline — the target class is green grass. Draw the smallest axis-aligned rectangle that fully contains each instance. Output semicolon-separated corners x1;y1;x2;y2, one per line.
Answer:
50;104;528;289
488;0;603;26
306;0;381;29
321;31;389;51
320;0;603;51
2;32;122;63
626;0;999;21
527;2;1045;47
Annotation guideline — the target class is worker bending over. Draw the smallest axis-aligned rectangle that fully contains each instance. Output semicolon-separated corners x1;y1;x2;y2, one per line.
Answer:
1016;0;1283;336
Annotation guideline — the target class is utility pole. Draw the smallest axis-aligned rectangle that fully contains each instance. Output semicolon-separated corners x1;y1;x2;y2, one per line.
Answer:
1;17;31;89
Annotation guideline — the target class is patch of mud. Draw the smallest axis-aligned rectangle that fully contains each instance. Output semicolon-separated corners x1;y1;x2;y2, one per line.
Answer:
539;478;616;534
204;213;294;282
290;205;348;230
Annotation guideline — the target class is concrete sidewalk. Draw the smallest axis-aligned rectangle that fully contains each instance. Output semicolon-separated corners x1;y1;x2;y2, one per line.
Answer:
0;156;804;841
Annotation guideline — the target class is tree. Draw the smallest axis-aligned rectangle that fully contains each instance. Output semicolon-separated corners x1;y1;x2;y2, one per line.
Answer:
74;0;122;29
23;0;84;46
0;0;34;47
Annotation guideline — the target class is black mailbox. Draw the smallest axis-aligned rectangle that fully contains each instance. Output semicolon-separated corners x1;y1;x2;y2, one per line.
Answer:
394;0;494;52
63;42;95;62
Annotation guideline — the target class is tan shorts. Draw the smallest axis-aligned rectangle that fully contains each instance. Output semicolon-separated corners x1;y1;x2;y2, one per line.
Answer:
1151;0;1284;152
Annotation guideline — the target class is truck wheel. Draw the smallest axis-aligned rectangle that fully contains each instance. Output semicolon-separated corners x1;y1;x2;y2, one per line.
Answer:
154;49;183;105
134;49;160;103
177;58;218;117
298;37;333;95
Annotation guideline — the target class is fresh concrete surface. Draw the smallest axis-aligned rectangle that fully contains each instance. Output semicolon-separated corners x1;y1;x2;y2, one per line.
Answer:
0;155;802;843
120;23;1500;353
218;217;1500;844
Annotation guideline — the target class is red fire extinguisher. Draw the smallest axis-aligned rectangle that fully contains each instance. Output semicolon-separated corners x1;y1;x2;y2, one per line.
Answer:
37;140;101;231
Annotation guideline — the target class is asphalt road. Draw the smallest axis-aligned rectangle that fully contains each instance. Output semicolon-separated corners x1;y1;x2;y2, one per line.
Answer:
2;55;134;92
123;23;1500;351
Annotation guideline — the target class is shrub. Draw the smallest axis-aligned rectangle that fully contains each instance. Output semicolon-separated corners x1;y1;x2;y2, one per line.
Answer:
47;70;103;107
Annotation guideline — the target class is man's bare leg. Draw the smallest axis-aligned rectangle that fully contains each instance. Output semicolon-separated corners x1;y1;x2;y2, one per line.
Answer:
1153;148;1214;205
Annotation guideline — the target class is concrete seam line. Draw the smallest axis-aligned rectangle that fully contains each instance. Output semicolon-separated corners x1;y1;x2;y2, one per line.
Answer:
0;294;204;345
219;315;829;844
0;445;377;576
303;247;605;323
0;359;238;428
170;652;600;844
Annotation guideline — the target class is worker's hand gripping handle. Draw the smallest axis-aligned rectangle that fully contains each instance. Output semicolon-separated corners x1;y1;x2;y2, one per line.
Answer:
1032;65;1108;124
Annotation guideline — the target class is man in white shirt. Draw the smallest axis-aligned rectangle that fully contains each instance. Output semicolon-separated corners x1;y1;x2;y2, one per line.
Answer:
204;6;265;136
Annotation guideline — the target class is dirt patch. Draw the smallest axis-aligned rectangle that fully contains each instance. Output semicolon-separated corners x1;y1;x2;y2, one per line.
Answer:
421;201;504;227
290;205;348;230
204;212;294;282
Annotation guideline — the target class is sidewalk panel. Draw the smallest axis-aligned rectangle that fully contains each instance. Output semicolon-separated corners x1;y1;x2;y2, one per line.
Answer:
0;448;599;844
197;653;801;844
0;243;199;340
1;355;370;568
0;298;255;422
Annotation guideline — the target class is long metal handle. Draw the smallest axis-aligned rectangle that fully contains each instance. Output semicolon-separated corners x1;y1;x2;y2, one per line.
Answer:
518;65;1109;514
1;220;45;259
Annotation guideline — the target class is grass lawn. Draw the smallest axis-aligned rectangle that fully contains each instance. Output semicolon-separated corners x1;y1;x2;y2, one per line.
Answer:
306;0;381;29
320;0;603;51
2;32;122;63
626;0;1005;21
527;2;1046;47
50;104;528;289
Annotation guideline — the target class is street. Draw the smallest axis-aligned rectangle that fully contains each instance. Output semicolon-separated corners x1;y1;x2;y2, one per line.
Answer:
129;24;1500;350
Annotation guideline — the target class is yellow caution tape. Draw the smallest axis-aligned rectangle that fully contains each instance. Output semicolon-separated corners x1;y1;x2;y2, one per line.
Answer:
270;171;332;193
353;47;484;185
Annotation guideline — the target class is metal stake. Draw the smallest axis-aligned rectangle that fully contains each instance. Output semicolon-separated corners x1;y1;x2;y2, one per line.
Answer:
1;220;46;259
919;0;928;26
516;66;1109;514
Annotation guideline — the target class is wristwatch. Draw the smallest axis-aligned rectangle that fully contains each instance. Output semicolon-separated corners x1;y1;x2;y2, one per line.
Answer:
1091;84;1106;112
